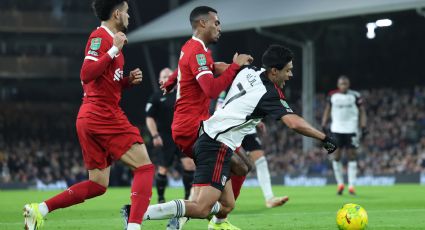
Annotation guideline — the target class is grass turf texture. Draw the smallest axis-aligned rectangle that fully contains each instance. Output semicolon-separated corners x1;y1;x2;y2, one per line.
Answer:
1;185;424;229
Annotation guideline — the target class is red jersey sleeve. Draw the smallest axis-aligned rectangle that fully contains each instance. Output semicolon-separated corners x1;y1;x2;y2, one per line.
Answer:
80;34;117;84
188;50;240;99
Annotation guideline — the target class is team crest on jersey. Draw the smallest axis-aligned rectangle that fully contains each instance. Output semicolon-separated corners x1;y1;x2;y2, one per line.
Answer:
113;68;123;81
196;54;207;66
221;175;227;186
280;100;293;112
90;38;102;50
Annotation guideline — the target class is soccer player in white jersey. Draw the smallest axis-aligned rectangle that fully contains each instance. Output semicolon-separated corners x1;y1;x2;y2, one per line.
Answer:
127;45;337;226
216;92;288;208
321;76;367;195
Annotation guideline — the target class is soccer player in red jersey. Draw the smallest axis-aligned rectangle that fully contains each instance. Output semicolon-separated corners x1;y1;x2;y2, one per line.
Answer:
23;1;153;230
121;6;253;230
168;6;252;229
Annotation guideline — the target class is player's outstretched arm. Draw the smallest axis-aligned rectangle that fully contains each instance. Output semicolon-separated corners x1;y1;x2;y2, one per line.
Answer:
213;62;230;76
197;53;253;99
281;114;337;153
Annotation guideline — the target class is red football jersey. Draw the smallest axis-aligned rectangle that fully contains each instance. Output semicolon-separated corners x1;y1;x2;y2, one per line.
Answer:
78;26;129;119
172;37;215;133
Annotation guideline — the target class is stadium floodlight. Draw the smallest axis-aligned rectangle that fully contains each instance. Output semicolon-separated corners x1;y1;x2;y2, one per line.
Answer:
375;19;392;27
366;19;392;39
366;22;377;39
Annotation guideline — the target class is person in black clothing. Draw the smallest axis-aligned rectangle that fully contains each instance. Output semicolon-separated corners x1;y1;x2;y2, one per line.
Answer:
146;67;195;203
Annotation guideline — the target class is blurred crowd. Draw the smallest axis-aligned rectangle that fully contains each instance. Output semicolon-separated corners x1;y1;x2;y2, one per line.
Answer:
262;87;425;177
1;87;425;186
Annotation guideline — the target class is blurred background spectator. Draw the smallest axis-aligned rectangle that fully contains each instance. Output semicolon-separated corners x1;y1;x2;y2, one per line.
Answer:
1;87;425;186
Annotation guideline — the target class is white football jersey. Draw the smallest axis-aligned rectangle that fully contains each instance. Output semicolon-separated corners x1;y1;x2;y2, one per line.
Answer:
202;66;294;150
328;89;362;133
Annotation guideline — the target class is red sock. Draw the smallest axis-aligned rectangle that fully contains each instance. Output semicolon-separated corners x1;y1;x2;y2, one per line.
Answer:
45;180;106;212
129;164;155;224
231;175;246;200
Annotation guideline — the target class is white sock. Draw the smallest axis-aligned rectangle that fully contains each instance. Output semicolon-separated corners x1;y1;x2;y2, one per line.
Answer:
38;202;49;217
348;161;357;188
127;223;141;230
143;199;185;220
332;160;344;185
212;216;226;224
255;156;274;200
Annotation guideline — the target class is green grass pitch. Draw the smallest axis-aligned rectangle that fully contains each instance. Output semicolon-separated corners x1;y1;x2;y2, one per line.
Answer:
1;185;425;229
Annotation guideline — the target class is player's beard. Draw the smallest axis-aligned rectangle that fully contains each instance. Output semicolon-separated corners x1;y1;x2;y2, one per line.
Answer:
118;18;128;33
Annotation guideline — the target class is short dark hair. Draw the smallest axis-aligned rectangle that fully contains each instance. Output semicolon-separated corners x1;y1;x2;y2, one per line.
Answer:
262;45;294;70
189;6;217;26
92;0;127;21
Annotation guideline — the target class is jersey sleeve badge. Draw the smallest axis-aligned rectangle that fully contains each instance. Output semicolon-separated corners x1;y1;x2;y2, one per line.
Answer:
90;38;102;50
196;54;207;66
280;99;293;113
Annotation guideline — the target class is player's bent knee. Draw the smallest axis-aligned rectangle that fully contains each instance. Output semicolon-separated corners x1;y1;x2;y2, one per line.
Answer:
88;168;110;188
121;143;152;169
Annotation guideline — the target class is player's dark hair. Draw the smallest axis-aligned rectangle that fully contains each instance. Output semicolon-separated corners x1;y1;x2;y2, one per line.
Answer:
262;45;294;70
190;6;217;27
92;0;127;21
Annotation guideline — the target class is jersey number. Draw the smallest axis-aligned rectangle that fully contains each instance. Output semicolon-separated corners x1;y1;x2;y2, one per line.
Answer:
223;83;246;108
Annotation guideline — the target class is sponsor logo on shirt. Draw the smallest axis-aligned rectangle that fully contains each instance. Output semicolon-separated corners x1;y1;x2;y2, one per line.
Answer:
88;50;98;56
197;66;210;72
90;37;102;50
113;68;123;81
196;54;207;66
160;97;167;102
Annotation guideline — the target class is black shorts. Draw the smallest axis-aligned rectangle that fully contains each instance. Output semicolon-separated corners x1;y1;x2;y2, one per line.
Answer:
154;135;184;168
331;132;359;149
241;133;262;152
192;134;232;191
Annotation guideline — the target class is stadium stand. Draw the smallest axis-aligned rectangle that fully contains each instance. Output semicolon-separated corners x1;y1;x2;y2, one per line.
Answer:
2;87;425;186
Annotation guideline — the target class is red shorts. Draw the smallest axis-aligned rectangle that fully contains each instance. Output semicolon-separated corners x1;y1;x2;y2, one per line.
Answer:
172;127;199;158
76;116;143;170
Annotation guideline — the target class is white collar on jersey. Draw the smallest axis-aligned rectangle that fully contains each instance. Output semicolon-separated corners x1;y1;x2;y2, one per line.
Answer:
192;36;208;52
100;25;115;38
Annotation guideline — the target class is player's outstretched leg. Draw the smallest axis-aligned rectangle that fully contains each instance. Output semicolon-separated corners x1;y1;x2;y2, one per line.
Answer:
332;149;345;195
23;170;108;229
250;149;289;208
347;149;358;195
122;186;222;221
120;144;155;230
166;165;195;230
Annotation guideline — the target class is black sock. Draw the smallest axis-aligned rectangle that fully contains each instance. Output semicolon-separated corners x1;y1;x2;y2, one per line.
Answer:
155;173;167;202
182;170;194;199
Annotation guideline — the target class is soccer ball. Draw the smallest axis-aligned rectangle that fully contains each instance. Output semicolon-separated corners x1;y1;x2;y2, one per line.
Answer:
336;203;368;230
